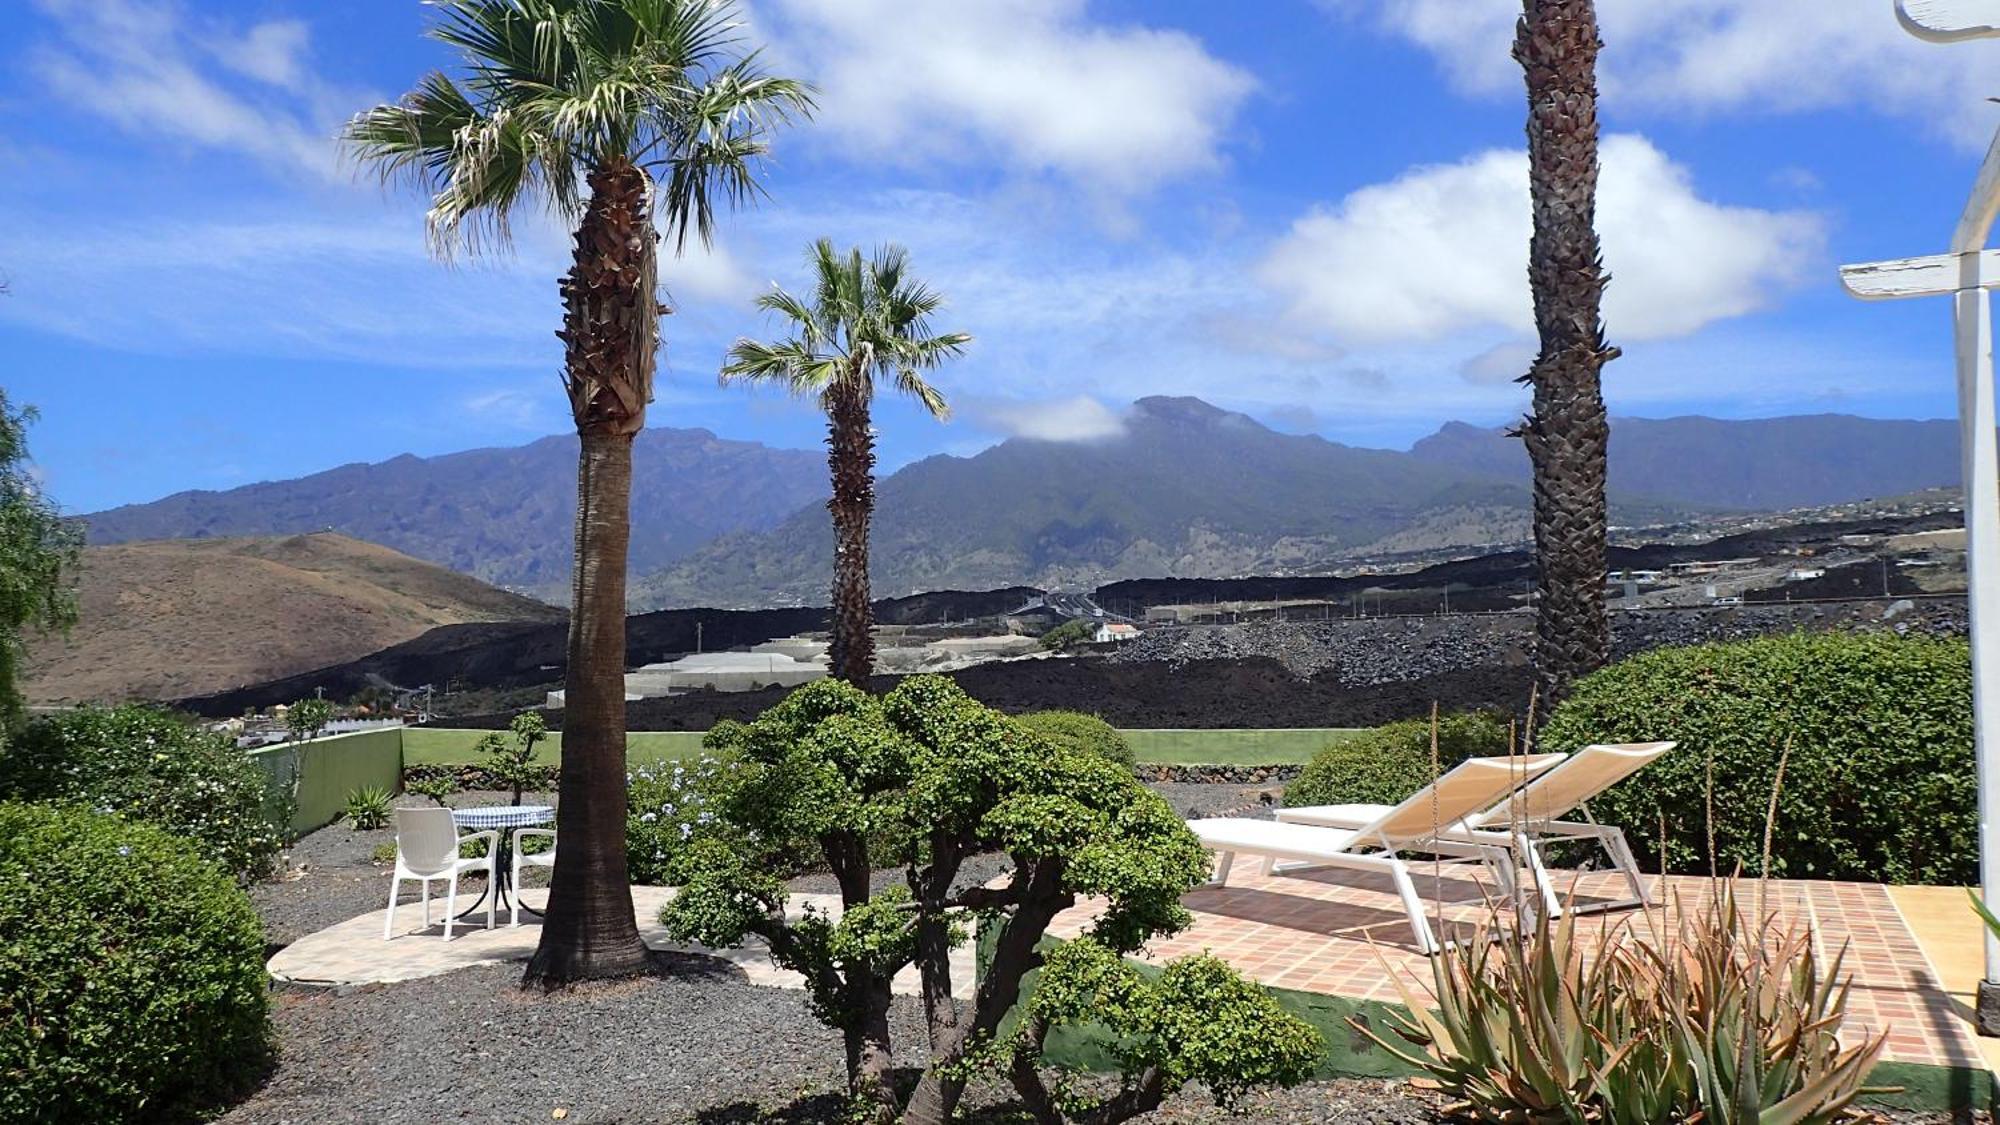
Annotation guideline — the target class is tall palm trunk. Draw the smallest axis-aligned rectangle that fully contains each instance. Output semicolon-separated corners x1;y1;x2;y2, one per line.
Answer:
827;376;876;686
525;157;657;987
1515;0;1618;704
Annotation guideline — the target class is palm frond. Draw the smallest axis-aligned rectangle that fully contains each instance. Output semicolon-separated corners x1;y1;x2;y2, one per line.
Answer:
345;0;811;260
724;239;968;420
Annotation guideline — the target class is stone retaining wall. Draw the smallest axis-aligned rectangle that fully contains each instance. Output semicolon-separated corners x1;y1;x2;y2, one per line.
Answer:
1133;763;1300;785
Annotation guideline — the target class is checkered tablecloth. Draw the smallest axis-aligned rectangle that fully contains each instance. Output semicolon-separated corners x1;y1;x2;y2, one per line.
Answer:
451;804;554;831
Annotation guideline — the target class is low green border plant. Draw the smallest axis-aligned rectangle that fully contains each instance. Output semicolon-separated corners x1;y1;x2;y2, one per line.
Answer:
343;785;391;830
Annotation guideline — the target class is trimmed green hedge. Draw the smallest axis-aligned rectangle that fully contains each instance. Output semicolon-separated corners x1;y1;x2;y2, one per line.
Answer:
1015;710;1136;772
1284;713;1512;809
0;803;270;1121
1540;632;1973;885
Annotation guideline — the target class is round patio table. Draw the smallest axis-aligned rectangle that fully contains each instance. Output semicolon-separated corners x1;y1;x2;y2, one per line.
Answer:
450;804;554;921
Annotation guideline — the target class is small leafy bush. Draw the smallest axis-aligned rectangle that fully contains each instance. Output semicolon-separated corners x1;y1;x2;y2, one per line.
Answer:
283;697;332;742
1541;632;1972;884
1021;941;1321;1113
1040;618;1096;651
0;803;270;1122
344;785;391;830
1285;712;1511;809
626;755;733;885
1015;710;1135;772
406;775;456;807
1370;881;1884;1124
0;706;285;881
477;711;549;805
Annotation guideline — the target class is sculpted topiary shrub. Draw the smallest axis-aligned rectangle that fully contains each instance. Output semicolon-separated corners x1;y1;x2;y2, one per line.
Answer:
1285;712;1511;809
1540;631;1973;884
0;803;270;1122
661;675;1320;1124
0;706;284;881
1015;709;1136;773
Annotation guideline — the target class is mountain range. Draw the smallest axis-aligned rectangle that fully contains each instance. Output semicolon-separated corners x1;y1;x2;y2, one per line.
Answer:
81;397;1962;609
81;428;824;601
637;400;1963;605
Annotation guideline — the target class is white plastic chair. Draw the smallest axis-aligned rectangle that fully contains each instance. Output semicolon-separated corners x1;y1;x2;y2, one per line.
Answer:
511;828;556;926
383;807;497;940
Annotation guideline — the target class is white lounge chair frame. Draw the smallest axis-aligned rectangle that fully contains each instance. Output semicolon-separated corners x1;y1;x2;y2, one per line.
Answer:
1191;752;1565;955
1277;741;1674;927
511;827;556;926
384;806;497;941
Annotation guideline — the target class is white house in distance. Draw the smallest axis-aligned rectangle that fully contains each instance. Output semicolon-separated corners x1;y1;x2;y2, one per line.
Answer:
1095;622;1141;643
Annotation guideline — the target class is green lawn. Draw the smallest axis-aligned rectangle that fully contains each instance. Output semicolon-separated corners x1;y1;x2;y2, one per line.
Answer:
1121;728;1359;766
403;726;1357;768
401;728;708;767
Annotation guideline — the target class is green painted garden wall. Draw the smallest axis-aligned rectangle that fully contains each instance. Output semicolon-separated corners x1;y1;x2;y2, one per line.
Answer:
248;727;404;836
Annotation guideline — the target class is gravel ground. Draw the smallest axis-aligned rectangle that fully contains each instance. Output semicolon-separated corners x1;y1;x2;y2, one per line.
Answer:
220;959;1443;1125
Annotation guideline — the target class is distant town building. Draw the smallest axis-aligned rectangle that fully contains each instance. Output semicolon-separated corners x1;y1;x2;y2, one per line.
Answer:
1095;622;1141;643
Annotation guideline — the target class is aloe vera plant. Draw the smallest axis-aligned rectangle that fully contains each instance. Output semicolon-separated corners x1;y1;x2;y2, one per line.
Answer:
1362;880;1888;1124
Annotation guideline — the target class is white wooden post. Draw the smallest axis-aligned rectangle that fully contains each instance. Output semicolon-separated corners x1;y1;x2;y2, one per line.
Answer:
1842;1;2000;1031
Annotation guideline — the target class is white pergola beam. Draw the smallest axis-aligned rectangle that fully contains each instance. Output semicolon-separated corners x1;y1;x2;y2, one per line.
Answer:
1842;250;2000;300
1899;0;2000;42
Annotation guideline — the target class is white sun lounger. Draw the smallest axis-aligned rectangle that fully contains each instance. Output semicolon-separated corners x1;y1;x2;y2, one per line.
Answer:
1189;753;1566;955
1277;741;1675;925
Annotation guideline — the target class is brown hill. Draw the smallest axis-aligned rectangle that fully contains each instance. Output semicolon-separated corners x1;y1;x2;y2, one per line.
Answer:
22;533;564;705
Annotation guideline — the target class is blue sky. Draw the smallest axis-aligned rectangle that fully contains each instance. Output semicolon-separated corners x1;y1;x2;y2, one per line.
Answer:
4;0;1998;514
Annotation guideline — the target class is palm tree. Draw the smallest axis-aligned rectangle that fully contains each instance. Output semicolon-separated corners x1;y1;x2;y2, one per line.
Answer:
1514;0;1618;703
722;240;970;684
344;0;810;986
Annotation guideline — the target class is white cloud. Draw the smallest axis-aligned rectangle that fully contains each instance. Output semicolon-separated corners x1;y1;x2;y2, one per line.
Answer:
210;20;313;91
0;190;758;369
765;0;1255;197
971;395;1129;442
463;387;556;431
1328;0;2000;146
28;0;346;177
1255;134;1822;344
1460;341;1535;385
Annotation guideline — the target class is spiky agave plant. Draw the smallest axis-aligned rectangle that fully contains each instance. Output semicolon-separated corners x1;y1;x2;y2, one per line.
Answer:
1363;882;1887;1124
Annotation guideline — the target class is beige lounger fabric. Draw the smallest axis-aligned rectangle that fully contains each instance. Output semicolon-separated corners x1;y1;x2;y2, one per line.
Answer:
1187;753;1565;954
1277;741;1676;925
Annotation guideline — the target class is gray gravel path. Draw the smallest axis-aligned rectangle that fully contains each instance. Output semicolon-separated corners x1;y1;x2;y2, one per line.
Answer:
220;959;1441;1124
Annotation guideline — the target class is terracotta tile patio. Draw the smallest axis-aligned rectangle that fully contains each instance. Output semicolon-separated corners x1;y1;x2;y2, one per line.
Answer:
1045;863;1989;1072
